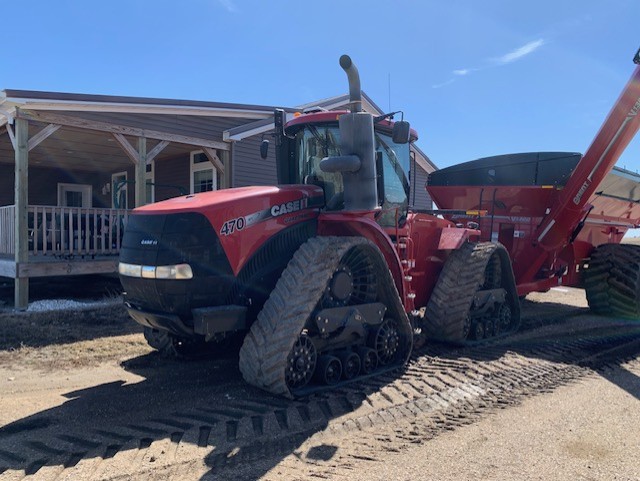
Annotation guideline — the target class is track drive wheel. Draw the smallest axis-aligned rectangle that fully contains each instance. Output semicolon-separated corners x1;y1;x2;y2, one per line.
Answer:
238;236;413;398
584;243;640;319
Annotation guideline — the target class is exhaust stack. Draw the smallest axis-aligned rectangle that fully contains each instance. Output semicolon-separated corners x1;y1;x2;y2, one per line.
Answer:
339;55;362;113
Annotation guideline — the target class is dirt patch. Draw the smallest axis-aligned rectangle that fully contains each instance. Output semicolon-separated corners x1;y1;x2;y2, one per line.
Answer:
0;302;146;370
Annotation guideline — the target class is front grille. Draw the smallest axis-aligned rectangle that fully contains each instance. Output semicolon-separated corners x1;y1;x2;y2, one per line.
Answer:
119;212;234;320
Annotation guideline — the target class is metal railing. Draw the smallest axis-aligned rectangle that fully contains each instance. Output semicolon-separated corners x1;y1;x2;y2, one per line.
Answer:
0;205;129;256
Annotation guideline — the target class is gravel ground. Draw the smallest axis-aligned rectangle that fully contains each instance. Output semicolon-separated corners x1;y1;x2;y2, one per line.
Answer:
264;359;640;481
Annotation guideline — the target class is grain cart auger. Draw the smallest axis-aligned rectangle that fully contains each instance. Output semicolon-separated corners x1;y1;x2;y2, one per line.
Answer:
118;54;519;398
427;47;640;321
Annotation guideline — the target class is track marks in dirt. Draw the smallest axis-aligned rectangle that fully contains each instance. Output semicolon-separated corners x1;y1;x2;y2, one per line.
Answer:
1;314;639;480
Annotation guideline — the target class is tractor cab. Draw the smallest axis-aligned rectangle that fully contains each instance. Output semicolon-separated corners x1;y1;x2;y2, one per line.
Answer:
269;110;415;227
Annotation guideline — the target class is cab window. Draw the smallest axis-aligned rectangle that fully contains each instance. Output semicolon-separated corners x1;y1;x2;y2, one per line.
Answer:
375;132;410;227
295;125;345;209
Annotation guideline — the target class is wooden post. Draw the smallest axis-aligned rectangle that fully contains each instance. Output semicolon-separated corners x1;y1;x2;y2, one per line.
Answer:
14;118;29;310
136;137;147;207
221;149;231;189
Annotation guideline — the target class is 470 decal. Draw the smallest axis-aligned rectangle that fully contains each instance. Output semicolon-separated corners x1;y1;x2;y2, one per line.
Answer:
220;216;246;236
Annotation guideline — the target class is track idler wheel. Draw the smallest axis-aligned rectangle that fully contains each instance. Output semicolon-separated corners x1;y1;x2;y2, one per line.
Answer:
339;351;361;380
373;318;400;365
357;347;378;374
496;303;512;334
285;335;317;390
471;320;485;341
315;355;342;385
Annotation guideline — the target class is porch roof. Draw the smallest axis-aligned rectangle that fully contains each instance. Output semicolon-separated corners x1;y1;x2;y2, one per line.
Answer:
0;89;284;119
0;89;291;174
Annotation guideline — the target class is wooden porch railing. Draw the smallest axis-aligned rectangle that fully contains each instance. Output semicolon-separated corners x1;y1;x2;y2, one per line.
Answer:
0;205;15;255
0;205;130;256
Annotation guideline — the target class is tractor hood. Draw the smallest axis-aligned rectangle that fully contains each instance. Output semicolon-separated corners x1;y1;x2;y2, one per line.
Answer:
129;185;325;275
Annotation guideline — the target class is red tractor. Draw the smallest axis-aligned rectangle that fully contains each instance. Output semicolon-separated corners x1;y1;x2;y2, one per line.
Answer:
119;52;640;398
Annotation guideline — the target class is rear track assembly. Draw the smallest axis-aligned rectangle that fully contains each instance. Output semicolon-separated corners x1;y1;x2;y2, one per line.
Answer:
423;242;520;344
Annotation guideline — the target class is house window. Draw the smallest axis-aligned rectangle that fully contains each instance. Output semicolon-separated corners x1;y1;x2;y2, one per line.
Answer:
112;171;128;209
190;150;219;194
146;161;155;203
57;183;92;208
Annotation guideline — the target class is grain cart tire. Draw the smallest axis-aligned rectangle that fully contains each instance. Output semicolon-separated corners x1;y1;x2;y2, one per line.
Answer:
238;236;413;398
584;243;640;319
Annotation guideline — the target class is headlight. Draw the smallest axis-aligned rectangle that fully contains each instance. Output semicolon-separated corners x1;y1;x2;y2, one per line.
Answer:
155;264;193;280
118;262;193;280
118;262;142;277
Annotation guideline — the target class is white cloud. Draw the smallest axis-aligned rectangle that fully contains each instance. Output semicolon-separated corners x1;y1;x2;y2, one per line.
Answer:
217;0;239;13
433;39;545;88
495;39;545;65
432;78;456;89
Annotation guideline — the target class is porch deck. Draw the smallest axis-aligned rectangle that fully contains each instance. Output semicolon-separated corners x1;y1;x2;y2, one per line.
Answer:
0;205;129;278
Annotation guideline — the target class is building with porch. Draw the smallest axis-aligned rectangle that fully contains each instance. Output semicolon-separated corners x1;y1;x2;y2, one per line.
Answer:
0;89;436;309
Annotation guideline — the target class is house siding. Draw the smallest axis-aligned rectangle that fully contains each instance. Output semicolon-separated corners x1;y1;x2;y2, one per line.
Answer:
154;154;190;201
232;135;277;187
65;112;249;142
411;163;433;210
0;164;112;208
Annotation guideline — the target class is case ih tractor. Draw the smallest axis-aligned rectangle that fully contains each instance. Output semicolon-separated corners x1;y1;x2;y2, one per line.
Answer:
119;52;640;398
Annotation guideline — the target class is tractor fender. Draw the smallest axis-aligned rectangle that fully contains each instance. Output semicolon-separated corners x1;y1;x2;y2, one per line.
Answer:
438;227;481;250
317;213;405;299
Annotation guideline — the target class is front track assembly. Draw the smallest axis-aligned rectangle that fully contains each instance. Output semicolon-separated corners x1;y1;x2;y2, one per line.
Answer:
238;236;413;398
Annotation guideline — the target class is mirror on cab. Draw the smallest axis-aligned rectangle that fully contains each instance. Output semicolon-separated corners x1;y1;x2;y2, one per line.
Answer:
260;139;269;159
392;120;411;144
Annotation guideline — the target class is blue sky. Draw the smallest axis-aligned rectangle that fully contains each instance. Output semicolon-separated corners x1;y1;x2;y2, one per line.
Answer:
1;0;639;172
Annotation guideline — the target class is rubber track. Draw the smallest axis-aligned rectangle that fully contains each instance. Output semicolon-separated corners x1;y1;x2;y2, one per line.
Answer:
584;243;640;318
423;242;518;342
238;236;412;398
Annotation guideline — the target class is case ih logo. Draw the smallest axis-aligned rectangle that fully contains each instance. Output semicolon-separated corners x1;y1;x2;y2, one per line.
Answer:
220;197;313;236
140;239;158;246
271;198;308;217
